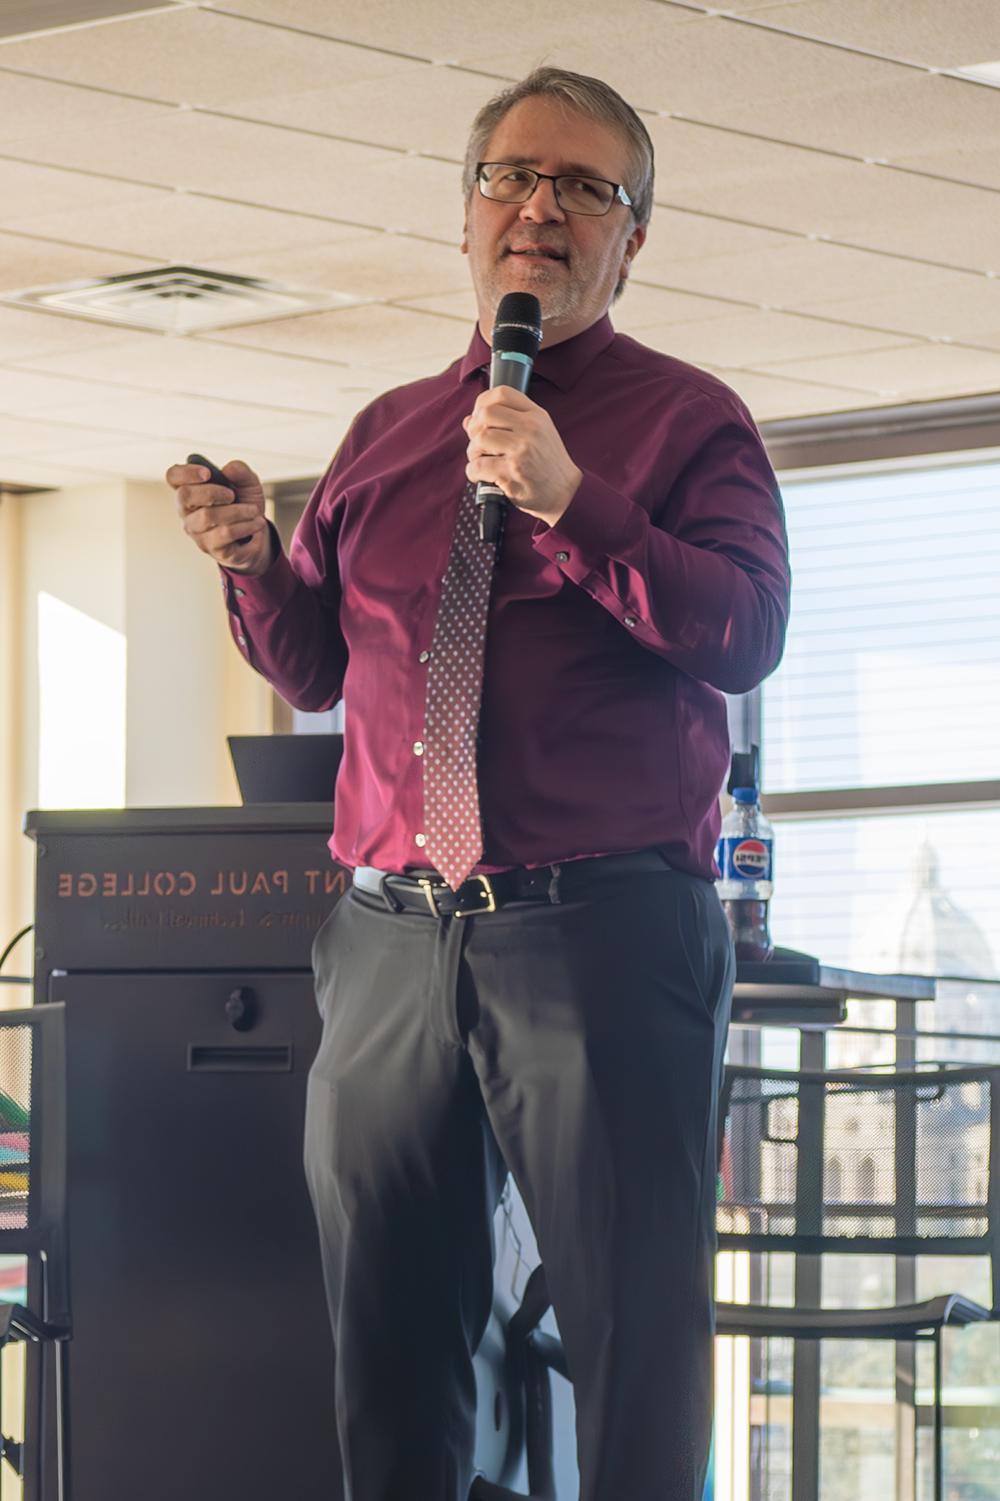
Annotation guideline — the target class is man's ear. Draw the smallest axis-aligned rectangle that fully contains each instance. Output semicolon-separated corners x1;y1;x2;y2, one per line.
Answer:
460;206;469;256
620;222;646;283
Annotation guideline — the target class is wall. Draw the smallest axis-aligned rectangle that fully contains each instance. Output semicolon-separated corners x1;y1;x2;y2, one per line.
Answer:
0;480;271;978
0;494;25;984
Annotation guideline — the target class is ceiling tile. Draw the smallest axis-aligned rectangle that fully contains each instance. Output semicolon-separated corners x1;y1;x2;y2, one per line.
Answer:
215;0;698;72
2;182;369;263
5;435;329;484
17;107;389;202
0;7;420;102
38;388;347;450
608;283;743;331
397;288;479;323
735;0;1000;70
348;155;463;240
0;232;153;293
0;0;176;42
755;341;1000;398
452;22;718;109
210;411;358;454
2;0;998;448
0;414;120;453
404;282;747;336
222;63;489;159
16;329;411;409
608;15;912;122
631;310;907;367
806;173;1000;266
216;232;467;302
890;144;1000;193
0;158;151;227
712;371;879;421
0;302;137;358
0;71;174;151
207;302;469;373
647;119;1000;266
792;275;1000;343
646;26;1000;162
647;116;835;204
967;329;1000;353
0;456;124;486
637;211;793;279
6;106;464;253
0;397;363;481
778;70;1000;165
0;367;140;414
658;237;991;313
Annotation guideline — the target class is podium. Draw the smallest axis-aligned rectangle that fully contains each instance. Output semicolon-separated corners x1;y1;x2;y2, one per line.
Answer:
24;805;348;1501
24;807;937;1501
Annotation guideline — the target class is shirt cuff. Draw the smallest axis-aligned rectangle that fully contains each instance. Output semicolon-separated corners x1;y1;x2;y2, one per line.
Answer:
532;470;645;578
219;521;300;613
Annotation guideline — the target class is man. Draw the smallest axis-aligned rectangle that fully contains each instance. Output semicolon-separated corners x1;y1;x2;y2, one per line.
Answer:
167;67;789;1501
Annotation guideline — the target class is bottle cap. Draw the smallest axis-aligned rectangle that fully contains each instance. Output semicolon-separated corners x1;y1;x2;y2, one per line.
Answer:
732;786;758;804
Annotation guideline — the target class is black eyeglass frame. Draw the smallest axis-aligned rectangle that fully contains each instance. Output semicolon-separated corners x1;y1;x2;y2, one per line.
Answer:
475;161;633;217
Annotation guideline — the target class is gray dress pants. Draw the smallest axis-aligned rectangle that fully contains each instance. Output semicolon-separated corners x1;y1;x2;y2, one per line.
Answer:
303;860;735;1501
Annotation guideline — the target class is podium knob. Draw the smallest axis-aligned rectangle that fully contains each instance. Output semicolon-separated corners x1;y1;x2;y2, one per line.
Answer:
225;986;255;1031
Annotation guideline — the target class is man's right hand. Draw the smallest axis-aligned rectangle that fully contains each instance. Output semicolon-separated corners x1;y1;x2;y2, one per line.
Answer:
165;458;274;577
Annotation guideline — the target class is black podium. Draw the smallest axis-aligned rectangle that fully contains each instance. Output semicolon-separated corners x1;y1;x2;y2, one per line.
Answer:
24;805;348;1501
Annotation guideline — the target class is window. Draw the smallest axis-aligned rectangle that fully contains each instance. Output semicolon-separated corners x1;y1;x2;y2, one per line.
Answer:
731;446;1000;1501
761;453;1000;977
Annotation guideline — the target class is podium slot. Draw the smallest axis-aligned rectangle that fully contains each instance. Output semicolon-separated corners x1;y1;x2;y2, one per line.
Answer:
187;1044;292;1072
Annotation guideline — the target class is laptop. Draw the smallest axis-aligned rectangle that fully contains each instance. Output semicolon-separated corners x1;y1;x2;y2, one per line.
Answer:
227;734;343;805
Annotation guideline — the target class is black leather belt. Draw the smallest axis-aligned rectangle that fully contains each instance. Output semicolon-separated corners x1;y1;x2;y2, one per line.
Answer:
352;849;672;918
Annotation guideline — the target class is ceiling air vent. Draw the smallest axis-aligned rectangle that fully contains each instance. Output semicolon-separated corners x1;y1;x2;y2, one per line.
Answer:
4;265;354;334
951;60;1000;88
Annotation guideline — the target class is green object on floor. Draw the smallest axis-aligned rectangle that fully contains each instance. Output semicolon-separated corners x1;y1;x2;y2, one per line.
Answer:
0;1089;28;1131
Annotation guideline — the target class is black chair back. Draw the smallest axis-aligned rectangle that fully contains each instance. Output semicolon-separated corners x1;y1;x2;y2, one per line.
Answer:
0;1004;68;1332
717;1063;1000;1310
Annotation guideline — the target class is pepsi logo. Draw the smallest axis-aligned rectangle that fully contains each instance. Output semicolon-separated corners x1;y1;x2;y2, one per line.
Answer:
732;839;770;878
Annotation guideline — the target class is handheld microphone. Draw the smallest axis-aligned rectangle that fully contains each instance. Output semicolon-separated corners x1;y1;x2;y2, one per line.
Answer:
476;292;543;544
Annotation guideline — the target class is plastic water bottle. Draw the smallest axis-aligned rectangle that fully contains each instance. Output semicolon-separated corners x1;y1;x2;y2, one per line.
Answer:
717;787;774;961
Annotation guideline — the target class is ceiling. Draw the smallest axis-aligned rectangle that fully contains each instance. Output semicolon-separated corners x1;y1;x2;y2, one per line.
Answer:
2;0;1000;487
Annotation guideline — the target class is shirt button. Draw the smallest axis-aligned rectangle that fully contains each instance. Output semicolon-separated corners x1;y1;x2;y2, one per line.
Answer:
623;616;637;629
418;650;430;663
555;550;569;563
413;741;424;756
237;634;247;646
415;833;427;848
234;587;246;598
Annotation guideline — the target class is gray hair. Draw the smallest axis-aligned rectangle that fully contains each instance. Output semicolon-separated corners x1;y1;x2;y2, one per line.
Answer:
462;66;655;229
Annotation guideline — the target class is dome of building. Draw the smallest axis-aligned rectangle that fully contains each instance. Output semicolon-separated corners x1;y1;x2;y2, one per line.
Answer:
857;841;996;980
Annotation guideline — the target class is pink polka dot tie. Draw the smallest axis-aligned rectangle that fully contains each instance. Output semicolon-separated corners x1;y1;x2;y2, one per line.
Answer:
422;481;497;891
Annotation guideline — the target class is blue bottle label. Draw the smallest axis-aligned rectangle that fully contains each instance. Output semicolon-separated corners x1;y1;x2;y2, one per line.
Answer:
718;836;772;883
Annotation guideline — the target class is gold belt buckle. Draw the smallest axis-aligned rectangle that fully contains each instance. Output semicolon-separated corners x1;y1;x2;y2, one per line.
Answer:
417;874;497;917
455;875;497;918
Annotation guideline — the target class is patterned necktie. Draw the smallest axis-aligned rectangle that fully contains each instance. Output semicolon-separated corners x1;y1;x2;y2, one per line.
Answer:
421;481;497;890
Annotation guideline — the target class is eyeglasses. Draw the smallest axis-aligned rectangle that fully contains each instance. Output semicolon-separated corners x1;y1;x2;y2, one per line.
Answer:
476;161;633;217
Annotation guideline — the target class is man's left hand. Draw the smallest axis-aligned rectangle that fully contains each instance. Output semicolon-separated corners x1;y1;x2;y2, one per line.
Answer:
463;386;582;526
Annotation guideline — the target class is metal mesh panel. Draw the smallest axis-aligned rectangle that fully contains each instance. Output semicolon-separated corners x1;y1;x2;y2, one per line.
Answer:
718;1069;995;1253
0;1024;32;1232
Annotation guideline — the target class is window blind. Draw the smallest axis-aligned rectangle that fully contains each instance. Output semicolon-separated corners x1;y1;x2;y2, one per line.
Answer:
763;458;1000;794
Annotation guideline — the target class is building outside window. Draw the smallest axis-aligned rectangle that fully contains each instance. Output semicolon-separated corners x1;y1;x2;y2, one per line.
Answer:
719;451;1000;1501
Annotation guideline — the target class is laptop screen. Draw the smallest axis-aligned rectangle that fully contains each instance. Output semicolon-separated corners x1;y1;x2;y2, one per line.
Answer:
227;734;343;804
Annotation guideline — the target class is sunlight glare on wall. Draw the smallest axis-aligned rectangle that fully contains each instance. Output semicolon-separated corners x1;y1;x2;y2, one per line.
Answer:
37;592;125;809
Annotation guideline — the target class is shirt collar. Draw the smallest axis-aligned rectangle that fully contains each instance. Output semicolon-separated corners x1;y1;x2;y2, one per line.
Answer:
459;313;616;392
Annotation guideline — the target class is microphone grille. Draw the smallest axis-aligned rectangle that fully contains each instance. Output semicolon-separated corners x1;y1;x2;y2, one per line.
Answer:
492;293;542;357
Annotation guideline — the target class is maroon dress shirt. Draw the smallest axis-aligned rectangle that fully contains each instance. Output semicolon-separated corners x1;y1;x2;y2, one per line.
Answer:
222;314;790;881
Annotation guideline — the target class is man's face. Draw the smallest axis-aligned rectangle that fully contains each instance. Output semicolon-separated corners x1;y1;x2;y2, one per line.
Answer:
462;95;646;346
